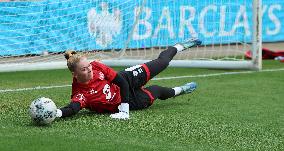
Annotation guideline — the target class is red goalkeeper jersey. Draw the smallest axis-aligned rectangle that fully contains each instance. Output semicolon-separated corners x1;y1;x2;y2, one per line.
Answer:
71;61;121;113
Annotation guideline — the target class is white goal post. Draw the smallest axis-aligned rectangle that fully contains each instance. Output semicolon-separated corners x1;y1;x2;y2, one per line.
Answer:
0;0;262;72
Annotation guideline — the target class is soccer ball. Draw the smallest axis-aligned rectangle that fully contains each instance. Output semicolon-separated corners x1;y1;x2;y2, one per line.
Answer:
29;97;57;125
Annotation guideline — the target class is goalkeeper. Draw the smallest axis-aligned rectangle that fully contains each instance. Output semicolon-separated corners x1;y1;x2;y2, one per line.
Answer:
56;38;201;120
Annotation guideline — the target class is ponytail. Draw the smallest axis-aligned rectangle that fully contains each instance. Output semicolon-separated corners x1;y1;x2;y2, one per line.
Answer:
64;50;77;60
64;50;85;72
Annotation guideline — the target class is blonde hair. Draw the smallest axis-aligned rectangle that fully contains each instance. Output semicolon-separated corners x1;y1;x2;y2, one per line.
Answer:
64;50;85;72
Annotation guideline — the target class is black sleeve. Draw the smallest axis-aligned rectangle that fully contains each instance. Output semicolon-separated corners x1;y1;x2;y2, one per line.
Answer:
60;101;81;118
112;73;129;103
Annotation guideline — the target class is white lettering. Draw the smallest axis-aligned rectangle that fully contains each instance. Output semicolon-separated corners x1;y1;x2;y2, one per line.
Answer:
153;7;175;38
199;5;217;37
266;4;281;35
179;6;197;38
231;5;251;36
131;4;281;41
125;65;142;71
219;5;232;36
133;7;152;40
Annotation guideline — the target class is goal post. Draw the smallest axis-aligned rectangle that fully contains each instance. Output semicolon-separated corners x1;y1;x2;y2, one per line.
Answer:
252;0;262;70
0;0;262;72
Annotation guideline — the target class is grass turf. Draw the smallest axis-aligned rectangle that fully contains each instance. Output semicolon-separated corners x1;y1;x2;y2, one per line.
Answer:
0;60;283;151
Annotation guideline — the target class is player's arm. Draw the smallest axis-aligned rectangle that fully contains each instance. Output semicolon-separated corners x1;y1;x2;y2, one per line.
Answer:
56;102;81;118
112;73;130;104
110;73;130;119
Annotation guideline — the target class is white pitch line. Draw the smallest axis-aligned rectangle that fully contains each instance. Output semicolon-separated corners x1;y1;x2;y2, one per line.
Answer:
153;68;284;80
0;85;71;93
0;68;284;93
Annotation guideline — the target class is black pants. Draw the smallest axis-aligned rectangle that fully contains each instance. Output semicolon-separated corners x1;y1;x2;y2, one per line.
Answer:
119;46;177;110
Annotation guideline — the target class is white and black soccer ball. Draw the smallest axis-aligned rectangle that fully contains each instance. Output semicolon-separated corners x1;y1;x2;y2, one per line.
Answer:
29;97;57;125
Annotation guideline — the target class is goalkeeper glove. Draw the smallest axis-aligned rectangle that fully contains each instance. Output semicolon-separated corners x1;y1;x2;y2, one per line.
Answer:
56;109;62;118
110;103;129;120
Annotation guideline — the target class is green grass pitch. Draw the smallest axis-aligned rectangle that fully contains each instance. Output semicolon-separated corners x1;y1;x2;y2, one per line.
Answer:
0;60;283;151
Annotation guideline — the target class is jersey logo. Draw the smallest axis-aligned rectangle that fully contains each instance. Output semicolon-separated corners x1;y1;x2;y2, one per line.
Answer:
75;93;85;101
99;72;105;80
89;89;97;95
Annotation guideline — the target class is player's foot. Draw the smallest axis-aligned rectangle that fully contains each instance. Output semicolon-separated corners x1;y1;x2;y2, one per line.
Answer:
110;111;129;120
180;82;197;94
179;37;202;49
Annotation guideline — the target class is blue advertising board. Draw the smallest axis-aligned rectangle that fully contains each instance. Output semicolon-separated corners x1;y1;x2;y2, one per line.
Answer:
0;0;283;56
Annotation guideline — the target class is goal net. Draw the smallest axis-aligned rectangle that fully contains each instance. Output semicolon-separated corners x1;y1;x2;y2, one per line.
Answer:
0;0;262;72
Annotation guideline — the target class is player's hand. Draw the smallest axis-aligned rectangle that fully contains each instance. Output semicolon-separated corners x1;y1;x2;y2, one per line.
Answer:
56;109;62;118
110;111;129;120
110;103;130;120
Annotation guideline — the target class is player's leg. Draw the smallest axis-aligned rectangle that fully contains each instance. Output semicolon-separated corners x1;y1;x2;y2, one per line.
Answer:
118;48;176;89
144;46;177;80
120;38;201;89
145;38;202;80
144;85;175;100
145;82;197;100
129;82;197;110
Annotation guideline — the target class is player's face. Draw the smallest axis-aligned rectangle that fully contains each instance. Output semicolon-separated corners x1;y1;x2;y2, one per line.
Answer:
73;57;93;83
